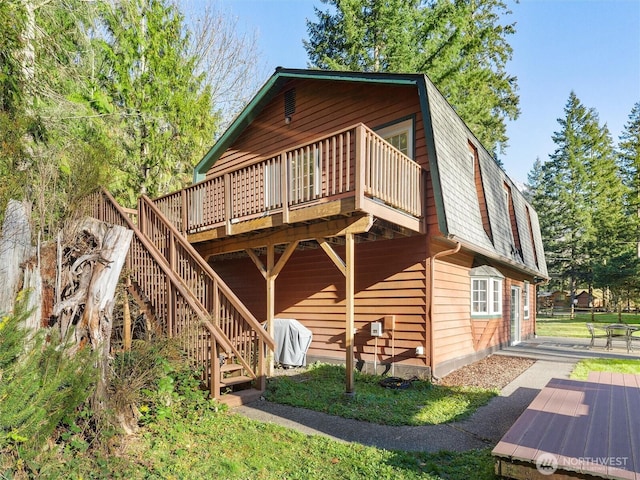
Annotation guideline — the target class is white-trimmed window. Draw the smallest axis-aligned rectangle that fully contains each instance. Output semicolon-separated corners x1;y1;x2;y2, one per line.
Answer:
492;278;502;313
523;281;530;319
470;266;504;316
376;118;414;159
472;279;488;314
289;147;320;203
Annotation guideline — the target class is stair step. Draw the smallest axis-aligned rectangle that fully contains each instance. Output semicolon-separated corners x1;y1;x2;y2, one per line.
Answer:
221;375;254;387
218;388;264;407
220;363;243;374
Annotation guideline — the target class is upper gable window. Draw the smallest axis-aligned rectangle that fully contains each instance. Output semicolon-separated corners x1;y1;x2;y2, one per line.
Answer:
376;118;414;159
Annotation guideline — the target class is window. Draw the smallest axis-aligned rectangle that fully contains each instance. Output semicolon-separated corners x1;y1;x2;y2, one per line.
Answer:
470;266;504;316
492;279;502;313
375;118;414;159
523;281;530;319
472;279;488;314
289;146;320;203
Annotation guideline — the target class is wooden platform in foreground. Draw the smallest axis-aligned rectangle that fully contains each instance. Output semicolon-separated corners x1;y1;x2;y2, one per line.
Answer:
493;372;640;480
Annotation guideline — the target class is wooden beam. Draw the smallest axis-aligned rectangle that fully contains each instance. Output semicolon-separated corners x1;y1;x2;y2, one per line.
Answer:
187;225;226;244
358;196;422;233
271;240;299;278
246;248;267;279
287;197;356;223
316;238;346;277
200;214;374;258
228;213;284;236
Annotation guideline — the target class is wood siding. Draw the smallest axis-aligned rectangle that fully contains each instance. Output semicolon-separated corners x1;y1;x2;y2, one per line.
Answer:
208;79;429;174
203;235;538;374
430;246;537;369
190;75;542;375
431;251;476;365
205;236;428;368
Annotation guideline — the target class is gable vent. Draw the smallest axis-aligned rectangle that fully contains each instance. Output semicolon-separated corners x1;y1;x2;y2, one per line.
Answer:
284;88;296;118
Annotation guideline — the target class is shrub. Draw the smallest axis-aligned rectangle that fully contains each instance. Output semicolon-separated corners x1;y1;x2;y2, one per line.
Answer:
0;290;96;472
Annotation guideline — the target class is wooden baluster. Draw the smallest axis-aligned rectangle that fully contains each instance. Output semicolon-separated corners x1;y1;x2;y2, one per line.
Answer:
280;153;289;224
181;189;188;235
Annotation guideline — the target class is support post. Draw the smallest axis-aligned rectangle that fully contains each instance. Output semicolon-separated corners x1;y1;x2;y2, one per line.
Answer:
354;125;366;211
123;276;132;351
247;241;299;378
266;244;276;377
345;232;355;394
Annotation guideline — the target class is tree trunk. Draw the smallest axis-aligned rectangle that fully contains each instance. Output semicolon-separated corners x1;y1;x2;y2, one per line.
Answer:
0;200;33;314
51;217;132;407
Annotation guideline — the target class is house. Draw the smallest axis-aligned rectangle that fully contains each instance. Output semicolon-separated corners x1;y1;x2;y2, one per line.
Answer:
575;290;603;309
537;290;569;309
150;68;548;384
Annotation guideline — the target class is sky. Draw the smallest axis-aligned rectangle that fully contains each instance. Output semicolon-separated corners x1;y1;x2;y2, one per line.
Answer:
209;0;640;185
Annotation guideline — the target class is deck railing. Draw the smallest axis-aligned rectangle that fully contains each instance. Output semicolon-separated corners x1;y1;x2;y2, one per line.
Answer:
154;123;423;236
89;189;274;398
138;195;275;387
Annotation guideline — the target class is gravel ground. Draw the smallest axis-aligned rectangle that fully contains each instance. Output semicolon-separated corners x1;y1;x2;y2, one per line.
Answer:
438;355;536;390
274;354;537;390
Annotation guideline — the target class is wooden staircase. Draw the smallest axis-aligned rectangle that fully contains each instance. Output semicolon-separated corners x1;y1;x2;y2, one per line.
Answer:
89;189;275;406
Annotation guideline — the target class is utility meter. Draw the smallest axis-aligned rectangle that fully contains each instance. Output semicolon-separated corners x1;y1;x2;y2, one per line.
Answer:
370;321;383;337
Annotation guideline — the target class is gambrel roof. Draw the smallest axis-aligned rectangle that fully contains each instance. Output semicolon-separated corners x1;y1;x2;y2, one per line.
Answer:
194;68;548;279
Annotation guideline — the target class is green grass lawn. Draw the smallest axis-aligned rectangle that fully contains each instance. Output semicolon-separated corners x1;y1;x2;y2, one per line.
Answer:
265;363;498;426
536;312;640;338
41;321;635;480
570;358;640;380
36;400;497;480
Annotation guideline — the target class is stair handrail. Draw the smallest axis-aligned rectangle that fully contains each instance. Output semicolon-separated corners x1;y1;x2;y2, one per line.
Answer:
91;188;236;395
139;194;275;351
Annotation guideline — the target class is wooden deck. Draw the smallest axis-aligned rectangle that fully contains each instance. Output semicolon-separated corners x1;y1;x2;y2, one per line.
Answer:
493;372;640;480
154;123;425;243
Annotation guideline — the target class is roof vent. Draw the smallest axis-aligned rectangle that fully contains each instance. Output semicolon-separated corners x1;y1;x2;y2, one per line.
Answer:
284;88;296;120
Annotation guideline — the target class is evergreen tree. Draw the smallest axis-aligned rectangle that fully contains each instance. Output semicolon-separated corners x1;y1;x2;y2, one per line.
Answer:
0;1;111;235
586;120;628;299
618;103;640;211
96;0;217;204
305;0;519;155
0;1;25;114
606;102;640;303
0;2;29;218
530;92;626;302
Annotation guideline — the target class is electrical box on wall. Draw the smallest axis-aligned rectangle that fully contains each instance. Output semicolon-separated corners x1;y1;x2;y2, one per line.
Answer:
383;315;395;330
371;322;383;337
